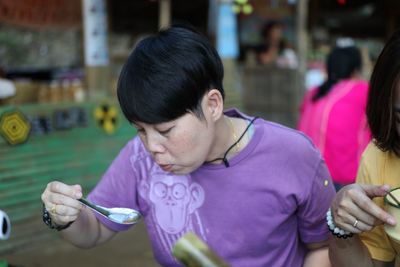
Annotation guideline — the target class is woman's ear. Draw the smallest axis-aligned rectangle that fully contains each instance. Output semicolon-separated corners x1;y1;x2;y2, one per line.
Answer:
204;89;224;122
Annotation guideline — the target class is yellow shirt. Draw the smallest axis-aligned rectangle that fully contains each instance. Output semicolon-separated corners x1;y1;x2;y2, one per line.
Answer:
357;141;400;262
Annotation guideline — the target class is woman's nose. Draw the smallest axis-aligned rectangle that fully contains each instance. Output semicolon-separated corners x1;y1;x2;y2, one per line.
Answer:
145;132;166;154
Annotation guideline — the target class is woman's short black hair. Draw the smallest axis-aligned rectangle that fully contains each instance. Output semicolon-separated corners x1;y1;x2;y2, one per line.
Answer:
367;30;400;155
117;24;224;124
313;46;362;101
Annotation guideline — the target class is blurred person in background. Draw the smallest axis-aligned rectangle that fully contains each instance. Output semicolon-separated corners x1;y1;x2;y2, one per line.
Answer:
40;25;334;267
298;43;371;191
328;30;400;267
256;20;298;69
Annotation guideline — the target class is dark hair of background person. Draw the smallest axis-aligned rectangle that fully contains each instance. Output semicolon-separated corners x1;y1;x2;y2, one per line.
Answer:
260;20;286;54
367;30;400;156
312;46;362;102
117;24;225;124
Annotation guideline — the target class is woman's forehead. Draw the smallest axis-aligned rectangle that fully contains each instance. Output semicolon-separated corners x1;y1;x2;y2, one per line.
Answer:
132;113;197;128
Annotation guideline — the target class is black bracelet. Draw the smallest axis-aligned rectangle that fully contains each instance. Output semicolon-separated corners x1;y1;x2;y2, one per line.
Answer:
326;208;353;239
42;204;74;231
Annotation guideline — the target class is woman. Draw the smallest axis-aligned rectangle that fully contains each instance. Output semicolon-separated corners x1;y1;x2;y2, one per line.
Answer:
328;31;400;266
39;25;334;267
256;20;298;68
298;45;371;190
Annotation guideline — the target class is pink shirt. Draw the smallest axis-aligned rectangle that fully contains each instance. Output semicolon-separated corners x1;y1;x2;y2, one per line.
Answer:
298;80;371;185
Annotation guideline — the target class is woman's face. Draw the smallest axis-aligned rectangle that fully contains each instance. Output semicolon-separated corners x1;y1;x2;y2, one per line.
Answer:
395;82;400;137
133;103;216;175
269;25;283;42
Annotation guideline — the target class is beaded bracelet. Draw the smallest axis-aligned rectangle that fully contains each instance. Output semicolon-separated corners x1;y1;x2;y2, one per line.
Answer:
42;204;74;231
326;208;353;239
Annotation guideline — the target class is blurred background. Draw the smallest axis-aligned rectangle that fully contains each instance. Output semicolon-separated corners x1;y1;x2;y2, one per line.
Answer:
0;0;399;266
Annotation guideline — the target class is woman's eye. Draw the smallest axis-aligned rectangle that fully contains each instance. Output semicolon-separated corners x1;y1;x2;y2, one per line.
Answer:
158;128;172;135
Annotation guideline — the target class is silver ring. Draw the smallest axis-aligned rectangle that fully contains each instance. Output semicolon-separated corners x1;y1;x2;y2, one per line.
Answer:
353;219;359;228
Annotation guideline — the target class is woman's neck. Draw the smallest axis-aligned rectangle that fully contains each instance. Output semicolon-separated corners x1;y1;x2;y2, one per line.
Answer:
205;115;249;164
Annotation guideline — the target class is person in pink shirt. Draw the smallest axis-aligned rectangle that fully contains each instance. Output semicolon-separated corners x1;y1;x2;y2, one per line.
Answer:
298;45;371;190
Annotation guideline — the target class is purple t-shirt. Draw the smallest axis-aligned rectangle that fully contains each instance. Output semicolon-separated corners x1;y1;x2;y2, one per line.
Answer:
88;109;335;267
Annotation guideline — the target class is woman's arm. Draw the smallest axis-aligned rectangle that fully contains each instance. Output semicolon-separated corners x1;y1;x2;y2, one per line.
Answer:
303;241;331;267
60;206;116;248
328;184;396;267
329;235;393;267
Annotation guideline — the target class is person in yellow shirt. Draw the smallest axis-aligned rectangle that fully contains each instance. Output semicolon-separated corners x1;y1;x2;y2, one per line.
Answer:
328;30;400;267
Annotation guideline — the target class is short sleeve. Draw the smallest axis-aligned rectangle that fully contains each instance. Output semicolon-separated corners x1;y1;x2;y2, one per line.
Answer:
357;149;396;262
88;141;140;232
297;160;336;243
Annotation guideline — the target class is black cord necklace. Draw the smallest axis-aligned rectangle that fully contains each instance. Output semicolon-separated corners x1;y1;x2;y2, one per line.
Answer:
206;116;258;167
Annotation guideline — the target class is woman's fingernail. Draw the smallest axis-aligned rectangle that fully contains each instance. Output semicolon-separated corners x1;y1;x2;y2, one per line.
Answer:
388;217;396;225
383;184;391;191
75;192;82;198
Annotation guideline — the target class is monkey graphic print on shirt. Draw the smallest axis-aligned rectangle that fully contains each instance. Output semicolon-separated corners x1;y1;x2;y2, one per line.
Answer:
139;165;206;257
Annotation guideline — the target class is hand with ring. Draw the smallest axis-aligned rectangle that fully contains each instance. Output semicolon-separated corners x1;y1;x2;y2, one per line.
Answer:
41;181;84;227
330;183;397;234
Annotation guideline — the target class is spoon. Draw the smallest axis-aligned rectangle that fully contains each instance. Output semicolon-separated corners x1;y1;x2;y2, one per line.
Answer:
78;198;141;225
388;191;400;207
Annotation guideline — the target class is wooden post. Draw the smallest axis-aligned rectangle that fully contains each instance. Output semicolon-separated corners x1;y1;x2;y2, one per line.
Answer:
159;0;171;29
82;0;111;100
295;0;309;109
296;0;308;87
216;0;242;109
